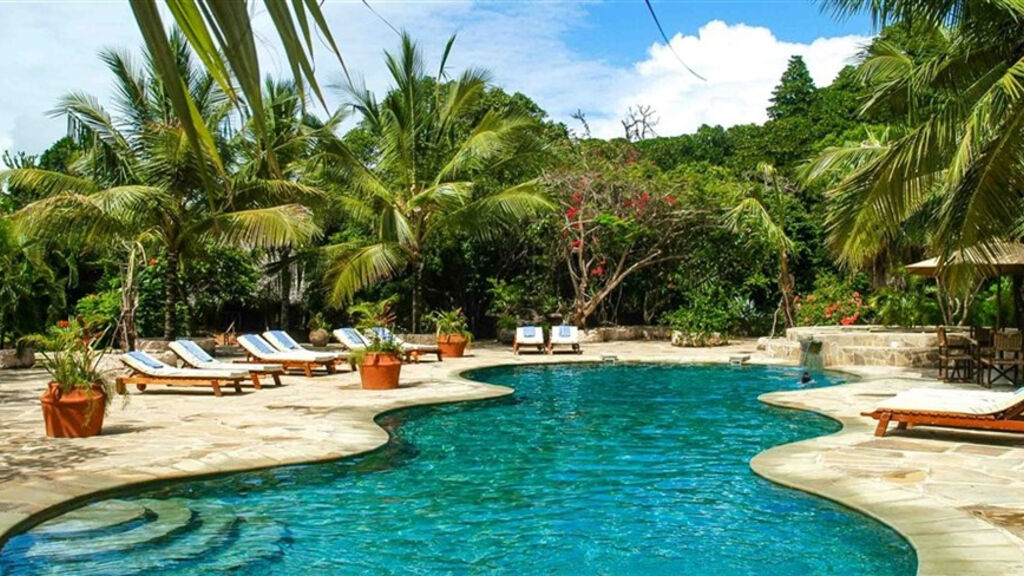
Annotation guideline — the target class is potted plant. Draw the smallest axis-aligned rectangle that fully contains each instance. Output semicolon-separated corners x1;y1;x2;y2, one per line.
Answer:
22;319;118;438
427;308;473;358
307;313;331;348
348;298;404;390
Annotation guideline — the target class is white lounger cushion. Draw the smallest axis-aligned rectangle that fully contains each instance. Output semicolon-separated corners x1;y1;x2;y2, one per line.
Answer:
549;325;579;345
875;388;1024;416
516;326;544;344
263;330;345;361
169;340;283;373
122;351;248;380
333;327;368;350
238;334;336;363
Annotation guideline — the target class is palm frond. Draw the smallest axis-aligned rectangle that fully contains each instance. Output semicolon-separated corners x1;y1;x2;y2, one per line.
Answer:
206;204;321;248
446;180;553;240
324;241;407;306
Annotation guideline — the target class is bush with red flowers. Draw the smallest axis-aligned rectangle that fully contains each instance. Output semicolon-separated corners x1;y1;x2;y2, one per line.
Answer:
794;274;871;326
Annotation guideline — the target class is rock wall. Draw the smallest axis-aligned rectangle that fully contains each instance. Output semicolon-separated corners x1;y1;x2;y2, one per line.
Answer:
761;326;943;368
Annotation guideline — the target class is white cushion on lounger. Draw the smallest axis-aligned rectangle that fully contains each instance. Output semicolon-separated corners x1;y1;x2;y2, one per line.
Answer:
262;327;346;358
122;351;248;380
549;325;579;344
239;334;337;363
875;388;1024;415
369;327;438;352
516;326;544;344
169;340;283;373
333;327;368;350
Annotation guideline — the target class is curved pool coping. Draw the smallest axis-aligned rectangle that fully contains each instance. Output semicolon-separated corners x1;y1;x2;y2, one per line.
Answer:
2;350;1021;575
752;370;1024;576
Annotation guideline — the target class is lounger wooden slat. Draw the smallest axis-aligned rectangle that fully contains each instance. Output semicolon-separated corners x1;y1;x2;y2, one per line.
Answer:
863;389;1024;436
237;334;340;377
118;352;246;397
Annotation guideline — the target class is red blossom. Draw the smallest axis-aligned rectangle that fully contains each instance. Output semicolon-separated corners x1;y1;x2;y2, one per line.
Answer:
590;266;604;276
148;258;158;266
57;320;70;328
665;195;675;205
571;239;582;249
571;191;583;205
567;206;578;219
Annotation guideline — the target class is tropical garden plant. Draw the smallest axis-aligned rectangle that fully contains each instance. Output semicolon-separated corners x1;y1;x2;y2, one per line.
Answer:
319;33;552;331
1;32;320;340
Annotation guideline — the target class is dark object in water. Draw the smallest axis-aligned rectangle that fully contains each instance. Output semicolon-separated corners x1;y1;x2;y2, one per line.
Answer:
800;371;813;385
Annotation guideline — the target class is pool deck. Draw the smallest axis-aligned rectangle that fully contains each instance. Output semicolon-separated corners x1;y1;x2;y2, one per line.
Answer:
1;340;1023;574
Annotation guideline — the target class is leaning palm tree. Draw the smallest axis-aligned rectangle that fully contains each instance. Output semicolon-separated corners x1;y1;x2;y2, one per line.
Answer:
319;33;552;331
1;33;320;340
815;0;1024;276
725;163;797;335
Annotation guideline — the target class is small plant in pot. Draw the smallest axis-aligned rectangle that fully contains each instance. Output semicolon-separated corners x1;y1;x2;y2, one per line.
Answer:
427;308;472;358
22;319;119;438
348;298;404;390
307;313;331;348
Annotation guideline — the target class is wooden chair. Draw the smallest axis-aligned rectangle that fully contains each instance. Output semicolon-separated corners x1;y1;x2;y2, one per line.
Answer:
118;351;246;397
971;326;995;385
864;387;1024;436
981;332;1024;387
937;326;973;382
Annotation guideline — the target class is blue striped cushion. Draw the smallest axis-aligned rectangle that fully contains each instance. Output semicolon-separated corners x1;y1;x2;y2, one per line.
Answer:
268;330;300;350
241;335;276;355
175;339;213;362
128;351;164;370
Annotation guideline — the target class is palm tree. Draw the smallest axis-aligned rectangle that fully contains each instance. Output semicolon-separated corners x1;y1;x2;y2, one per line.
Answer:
1;33;320;340
319;33;552;331
130;0;347;183
725;163;797;335
813;0;1024;278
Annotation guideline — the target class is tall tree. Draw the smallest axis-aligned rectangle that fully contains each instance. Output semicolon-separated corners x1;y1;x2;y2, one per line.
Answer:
810;0;1024;293
1;32;319;340
320;33;552;332
768;56;816;120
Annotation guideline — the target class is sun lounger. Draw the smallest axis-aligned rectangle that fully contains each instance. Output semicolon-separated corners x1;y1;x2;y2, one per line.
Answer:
263;329;354;371
169;339;284;388
513;326;545;355
548;325;581;354
118;351;247;396
863;387;1024;436
237;334;338;377
368;327;441;362
333;327;369;351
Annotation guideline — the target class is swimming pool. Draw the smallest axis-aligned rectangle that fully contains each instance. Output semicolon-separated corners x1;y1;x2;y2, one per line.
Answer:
0;363;915;574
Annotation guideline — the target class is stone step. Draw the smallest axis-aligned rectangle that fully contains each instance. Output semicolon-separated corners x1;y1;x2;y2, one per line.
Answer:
32;500;149;538
100;502;241;575
26;499;193;559
186;515;288;572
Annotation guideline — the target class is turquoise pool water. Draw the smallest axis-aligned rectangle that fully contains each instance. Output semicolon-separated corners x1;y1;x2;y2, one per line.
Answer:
0;363;915;574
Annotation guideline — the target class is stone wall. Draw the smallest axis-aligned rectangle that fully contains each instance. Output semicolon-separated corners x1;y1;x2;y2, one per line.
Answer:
761;325;944;368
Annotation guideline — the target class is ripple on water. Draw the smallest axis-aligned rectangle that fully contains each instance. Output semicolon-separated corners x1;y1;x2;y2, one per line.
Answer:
0;363;915;575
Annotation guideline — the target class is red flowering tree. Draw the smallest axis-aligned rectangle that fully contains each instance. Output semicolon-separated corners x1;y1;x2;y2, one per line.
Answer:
544;141;705;326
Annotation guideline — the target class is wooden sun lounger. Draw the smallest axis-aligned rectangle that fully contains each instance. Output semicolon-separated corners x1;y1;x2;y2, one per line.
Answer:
169;340;283;388
237;334;338;377
863;393;1024;437
118;352;246;397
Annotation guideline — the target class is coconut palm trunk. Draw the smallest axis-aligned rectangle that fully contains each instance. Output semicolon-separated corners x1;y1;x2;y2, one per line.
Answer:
163;247;180;339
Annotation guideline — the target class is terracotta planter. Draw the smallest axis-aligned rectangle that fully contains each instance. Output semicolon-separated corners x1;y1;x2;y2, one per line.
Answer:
359;352;402;390
437;334;469;358
40;382;107;438
308;328;330;348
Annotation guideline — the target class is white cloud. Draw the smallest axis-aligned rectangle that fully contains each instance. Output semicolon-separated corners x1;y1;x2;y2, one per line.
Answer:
0;5;869;158
587;21;871;138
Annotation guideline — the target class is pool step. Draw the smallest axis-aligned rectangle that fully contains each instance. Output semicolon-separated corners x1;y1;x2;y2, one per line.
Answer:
32;500;150;538
26;499;193;559
184;515;289;572
8;499;287;574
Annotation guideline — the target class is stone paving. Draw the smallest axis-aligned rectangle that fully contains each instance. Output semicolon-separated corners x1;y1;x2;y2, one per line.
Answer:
2;339;1024;575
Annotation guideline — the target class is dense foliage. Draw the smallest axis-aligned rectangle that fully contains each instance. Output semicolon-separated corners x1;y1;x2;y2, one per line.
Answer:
3;5;1022;347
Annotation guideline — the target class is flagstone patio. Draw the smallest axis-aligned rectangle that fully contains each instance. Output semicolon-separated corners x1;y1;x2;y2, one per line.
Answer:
2;340;1024;574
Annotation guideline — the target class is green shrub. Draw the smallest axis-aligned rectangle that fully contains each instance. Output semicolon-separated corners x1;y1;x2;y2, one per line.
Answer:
662;284;746;337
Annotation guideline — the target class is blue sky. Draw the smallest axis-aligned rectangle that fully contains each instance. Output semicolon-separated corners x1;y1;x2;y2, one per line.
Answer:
0;1;875;156
565;1;873;66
